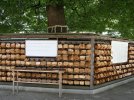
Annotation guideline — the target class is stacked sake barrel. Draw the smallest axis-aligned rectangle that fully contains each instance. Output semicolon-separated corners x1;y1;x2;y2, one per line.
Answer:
17;72;59;83
129;44;134;64
0;41;91;86
58;42;91;85
0;66;15;81
0;66;8;81
94;43;134;85
112;64;133;80
112;44;134;79
18;42;91;86
0;42;25;66
128;44;134;75
94;43;115;85
0;42;25;81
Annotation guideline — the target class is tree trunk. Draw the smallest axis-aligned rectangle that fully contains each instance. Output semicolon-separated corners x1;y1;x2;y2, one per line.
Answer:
46;5;67;33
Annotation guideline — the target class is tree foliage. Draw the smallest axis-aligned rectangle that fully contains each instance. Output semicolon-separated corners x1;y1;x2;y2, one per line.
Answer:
0;0;134;39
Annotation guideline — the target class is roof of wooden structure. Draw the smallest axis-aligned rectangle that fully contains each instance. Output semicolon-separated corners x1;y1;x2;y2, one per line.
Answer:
0;33;133;43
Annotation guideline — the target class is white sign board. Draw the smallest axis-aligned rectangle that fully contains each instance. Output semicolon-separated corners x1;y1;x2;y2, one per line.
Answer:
111;41;128;63
25;40;58;57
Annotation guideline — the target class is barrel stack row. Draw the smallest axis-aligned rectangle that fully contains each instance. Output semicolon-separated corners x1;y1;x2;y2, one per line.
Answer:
94;43;115;85
0;42;91;86
94;43;134;85
58;42;91;85
0;41;134;86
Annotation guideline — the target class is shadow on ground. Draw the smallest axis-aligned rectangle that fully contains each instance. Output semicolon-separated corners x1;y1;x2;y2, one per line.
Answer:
0;81;134;100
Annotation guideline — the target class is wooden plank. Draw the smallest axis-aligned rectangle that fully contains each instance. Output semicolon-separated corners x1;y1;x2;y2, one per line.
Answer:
0;34;133;43
14;81;59;85
13;69;64;73
90;38;95;89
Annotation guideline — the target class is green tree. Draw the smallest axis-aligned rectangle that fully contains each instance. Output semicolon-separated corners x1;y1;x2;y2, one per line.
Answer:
0;0;134;39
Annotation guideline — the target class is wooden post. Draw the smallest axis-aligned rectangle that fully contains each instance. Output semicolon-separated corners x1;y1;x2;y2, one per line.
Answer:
59;71;62;97
17;71;19;93
90;38;95;89
12;69;15;94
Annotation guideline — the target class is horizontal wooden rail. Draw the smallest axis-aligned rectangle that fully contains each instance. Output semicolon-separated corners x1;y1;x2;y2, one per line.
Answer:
12;69;64;97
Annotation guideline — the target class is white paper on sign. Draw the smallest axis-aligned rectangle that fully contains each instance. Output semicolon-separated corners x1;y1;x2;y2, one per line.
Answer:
111;41;128;63
25;40;58;57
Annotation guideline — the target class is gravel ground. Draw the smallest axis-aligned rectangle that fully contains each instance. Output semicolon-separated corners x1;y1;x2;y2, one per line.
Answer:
0;81;134;100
